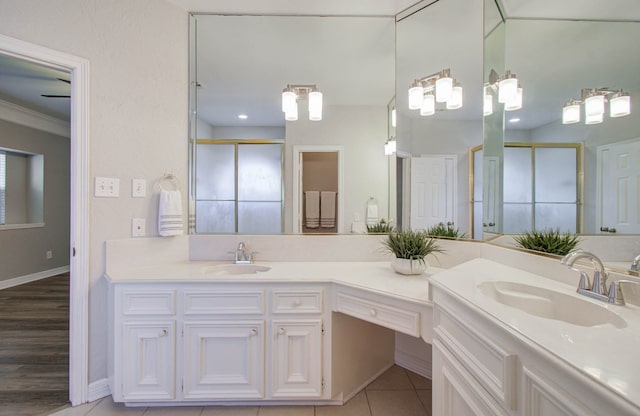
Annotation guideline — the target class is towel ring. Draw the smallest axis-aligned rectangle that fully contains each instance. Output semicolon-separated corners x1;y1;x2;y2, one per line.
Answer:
156;173;181;191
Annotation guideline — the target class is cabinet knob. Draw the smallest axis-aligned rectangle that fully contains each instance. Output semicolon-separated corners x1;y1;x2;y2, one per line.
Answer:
159;329;168;337
250;328;258;336
294;299;302;307
279;327;286;335
369;309;377;317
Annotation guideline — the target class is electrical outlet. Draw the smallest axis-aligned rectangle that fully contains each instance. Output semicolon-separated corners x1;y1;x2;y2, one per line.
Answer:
94;177;120;197
132;179;146;198
132;218;146;237
46;250;53;259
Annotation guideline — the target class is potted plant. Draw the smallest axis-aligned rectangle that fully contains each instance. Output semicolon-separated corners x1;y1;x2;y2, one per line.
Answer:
514;228;580;256
425;222;466;239
367;219;395;234
382;229;443;275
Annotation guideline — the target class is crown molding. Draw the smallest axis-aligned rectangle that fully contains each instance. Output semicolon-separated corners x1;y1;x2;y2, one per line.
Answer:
0;98;70;138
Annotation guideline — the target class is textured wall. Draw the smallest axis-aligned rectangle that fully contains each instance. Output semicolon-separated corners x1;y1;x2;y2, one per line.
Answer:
0;119;70;280
0;0;189;383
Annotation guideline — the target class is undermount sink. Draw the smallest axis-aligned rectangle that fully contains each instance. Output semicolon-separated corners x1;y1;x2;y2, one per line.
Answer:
201;264;271;276
478;281;627;328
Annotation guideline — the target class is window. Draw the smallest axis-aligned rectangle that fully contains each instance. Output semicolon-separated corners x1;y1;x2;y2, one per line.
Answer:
0;147;44;228
0;151;5;225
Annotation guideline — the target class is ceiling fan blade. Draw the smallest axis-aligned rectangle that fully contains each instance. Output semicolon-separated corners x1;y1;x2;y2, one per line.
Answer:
41;94;71;98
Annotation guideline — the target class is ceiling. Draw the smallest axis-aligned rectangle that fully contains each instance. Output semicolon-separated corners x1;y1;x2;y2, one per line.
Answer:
0;54;70;120
1;0;640;127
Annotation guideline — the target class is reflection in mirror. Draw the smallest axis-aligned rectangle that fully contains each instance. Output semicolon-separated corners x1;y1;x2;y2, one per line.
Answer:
482;1;640;273
190;14;395;234
396;0;483;237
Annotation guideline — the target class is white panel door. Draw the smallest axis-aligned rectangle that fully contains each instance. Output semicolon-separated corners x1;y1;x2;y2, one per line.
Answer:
122;321;176;401
183;321;264;400
410;156;456;231
598;139;640;234
271;320;323;398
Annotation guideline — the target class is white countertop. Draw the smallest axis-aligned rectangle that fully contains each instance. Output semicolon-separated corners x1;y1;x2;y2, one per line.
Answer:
429;258;640;410
105;261;441;306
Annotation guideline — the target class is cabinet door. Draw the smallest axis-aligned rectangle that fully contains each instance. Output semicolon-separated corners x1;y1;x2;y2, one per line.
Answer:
271;320;323;398
522;366;597;416
122;321;175;401
433;340;507;416
183;321;264;399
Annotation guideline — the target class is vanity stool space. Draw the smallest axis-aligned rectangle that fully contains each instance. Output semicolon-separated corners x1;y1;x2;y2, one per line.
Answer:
108;281;331;405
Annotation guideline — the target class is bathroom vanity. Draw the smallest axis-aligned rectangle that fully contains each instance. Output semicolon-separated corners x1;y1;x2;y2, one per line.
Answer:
106;261;435;406
105;236;640;413
430;258;640;416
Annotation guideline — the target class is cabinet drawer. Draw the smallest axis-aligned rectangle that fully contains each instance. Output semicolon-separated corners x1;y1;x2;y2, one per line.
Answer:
123;290;176;315
434;305;517;411
335;292;420;336
272;289;323;314
183;290;264;315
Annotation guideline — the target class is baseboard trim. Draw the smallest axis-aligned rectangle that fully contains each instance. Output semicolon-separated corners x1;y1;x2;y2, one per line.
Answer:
341;362;395;403
395;350;432;379
88;378;111;403
0;266;70;290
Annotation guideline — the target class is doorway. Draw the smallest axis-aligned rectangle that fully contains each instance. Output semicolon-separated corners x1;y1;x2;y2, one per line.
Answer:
292;145;344;234
0;34;90;406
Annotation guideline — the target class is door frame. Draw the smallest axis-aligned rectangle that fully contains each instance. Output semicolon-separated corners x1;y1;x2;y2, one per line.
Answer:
0;34;90;405
292;145;344;233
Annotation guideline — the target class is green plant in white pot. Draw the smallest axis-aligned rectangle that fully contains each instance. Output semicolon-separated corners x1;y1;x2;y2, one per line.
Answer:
382;229;443;275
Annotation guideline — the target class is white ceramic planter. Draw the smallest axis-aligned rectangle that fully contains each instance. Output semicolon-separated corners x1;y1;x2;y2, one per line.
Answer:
391;257;427;275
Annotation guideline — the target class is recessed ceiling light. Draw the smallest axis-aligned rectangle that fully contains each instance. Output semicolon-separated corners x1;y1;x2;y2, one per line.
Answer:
238;114;248;119
509;118;520;123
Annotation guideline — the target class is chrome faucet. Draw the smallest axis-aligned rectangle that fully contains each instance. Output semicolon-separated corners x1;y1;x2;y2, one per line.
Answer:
561;250;622;304
234;242;253;264
631;254;640;272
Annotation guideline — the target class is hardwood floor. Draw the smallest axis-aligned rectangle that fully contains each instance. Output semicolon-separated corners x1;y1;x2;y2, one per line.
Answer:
0;273;70;416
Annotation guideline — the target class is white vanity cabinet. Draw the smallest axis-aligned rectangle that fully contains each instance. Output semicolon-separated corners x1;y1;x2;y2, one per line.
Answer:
431;283;639;416
109;282;330;405
270;288;325;398
109;287;177;402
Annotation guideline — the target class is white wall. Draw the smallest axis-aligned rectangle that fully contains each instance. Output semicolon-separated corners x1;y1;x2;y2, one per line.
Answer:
0;0;189;384
284;105;390;233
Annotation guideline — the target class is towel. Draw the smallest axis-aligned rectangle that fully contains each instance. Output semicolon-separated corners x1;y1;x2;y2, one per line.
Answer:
320;191;336;228
305;191;320;228
158;189;183;236
366;201;378;226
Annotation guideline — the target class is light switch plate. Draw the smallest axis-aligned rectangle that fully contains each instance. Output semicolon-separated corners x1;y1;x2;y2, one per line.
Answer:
95;177;120;197
132;218;146;237
132;179;146;198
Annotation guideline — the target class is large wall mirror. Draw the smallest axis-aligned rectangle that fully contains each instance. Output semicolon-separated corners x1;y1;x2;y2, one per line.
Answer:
395;0;483;238
483;1;640;239
189;14;395;234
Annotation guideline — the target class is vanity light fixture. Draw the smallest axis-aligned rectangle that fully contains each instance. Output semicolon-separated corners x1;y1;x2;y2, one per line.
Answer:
483;86;493;116
408;68;463;116
384;137;397;156
562;88;631;125
484;69;524;115
282;84;323;121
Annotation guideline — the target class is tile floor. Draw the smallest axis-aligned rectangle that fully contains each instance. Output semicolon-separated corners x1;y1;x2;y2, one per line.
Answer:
47;365;432;416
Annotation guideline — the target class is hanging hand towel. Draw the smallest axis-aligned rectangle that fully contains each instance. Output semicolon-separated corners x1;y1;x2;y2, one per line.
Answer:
158;189;184;236
320;191;336;228
366;199;379;226
305;191;320;228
